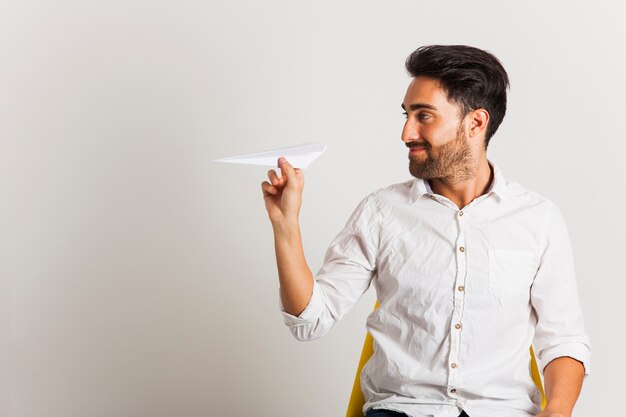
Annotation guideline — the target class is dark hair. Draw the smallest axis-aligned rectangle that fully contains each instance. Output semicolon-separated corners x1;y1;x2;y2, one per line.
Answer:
405;45;510;149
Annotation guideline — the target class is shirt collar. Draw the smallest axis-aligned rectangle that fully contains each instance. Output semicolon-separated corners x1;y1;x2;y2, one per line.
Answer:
409;158;507;204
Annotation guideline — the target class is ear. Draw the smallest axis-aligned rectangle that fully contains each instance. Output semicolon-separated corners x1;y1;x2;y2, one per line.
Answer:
468;108;489;140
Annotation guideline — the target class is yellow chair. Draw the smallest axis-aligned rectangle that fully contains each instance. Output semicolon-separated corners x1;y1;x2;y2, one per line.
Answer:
347;301;546;417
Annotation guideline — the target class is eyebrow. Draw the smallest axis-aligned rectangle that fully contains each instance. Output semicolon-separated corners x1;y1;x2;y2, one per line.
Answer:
401;103;438;111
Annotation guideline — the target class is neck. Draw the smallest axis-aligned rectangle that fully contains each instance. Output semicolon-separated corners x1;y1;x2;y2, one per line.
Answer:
428;157;493;210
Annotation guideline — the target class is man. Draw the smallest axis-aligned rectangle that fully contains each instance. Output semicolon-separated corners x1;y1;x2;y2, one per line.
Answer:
260;45;591;417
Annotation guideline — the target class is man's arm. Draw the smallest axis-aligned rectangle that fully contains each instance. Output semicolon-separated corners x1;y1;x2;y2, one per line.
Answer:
262;158;378;341
261;157;314;316
530;202;591;417
272;220;315;316
537;356;585;417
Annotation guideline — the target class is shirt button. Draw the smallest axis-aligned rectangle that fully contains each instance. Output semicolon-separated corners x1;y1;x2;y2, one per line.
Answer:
458;285;464;291
458;211;464;216
459;246;465;252
451;363;457;368
450;389;457;393
455;323;462;329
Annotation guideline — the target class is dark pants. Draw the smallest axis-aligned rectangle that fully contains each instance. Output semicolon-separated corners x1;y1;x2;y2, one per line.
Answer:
365;408;470;417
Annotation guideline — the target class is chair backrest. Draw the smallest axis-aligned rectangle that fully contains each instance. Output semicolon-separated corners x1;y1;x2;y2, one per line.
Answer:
346;300;546;417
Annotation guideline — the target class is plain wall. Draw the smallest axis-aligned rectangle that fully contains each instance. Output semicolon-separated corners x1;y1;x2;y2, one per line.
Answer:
1;1;625;416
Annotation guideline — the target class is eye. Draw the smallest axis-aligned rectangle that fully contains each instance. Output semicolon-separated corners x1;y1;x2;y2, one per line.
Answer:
402;112;431;121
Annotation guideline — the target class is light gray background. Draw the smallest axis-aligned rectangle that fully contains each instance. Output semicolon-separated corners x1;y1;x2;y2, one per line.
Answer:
1;1;624;416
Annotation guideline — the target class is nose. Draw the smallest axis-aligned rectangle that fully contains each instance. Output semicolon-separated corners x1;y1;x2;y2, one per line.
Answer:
401;117;419;144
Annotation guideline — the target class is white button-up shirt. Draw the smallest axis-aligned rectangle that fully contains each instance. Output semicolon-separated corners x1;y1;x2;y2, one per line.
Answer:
278;159;591;417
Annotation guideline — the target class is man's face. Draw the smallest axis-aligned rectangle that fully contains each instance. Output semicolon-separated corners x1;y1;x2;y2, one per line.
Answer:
401;76;475;181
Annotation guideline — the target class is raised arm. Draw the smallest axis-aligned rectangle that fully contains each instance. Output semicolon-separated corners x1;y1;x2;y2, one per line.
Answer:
261;157;314;316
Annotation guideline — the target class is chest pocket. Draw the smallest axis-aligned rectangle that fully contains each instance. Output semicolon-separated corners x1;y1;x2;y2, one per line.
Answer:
488;249;537;302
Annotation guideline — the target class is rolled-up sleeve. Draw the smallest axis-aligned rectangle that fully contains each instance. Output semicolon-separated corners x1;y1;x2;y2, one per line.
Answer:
278;194;379;341
531;201;592;376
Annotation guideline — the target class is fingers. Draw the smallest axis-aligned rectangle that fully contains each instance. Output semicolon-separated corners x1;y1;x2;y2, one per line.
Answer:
267;157;293;186
267;168;283;186
278;157;296;185
263;158;301;197
278;157;304;190
261;180;278;196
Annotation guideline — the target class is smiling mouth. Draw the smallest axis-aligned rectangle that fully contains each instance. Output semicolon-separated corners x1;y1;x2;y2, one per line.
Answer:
409;146;427;153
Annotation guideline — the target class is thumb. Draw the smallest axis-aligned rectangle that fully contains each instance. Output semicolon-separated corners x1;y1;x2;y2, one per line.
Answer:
278;157;297;185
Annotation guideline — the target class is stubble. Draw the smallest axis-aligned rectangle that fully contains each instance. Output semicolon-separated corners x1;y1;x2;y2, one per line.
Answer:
408;123;476;184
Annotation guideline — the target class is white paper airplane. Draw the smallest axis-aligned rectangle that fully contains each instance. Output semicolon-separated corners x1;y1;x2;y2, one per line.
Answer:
213;142;327;169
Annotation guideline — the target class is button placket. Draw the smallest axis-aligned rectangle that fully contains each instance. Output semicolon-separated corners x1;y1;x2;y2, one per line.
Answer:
448;210;467;395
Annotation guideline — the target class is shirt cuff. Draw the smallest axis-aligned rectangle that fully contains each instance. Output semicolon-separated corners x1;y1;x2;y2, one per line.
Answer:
537;341;592;376
278;279;324;326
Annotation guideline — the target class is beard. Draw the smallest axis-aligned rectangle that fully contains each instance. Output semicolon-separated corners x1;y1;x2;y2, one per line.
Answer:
408;122;476;183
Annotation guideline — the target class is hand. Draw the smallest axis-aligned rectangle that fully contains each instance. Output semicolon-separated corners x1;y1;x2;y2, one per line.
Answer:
261;157;305;224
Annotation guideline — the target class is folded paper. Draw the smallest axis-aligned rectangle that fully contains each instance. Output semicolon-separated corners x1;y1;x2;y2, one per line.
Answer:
213;142;327;169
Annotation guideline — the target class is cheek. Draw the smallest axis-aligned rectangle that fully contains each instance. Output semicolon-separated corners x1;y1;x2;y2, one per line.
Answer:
430;124;458;142
421;126;441;143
